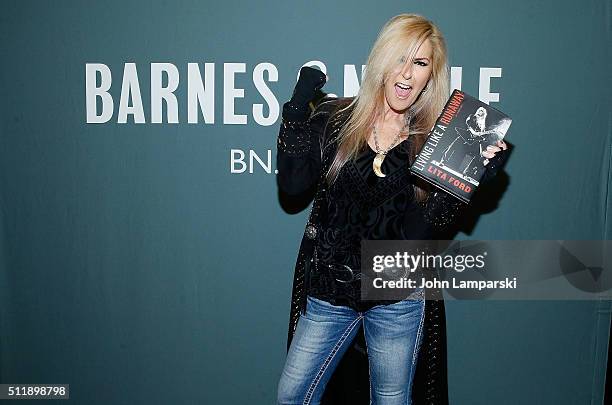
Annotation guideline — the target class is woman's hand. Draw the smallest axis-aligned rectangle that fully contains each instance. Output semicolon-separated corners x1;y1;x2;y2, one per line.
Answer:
482;140;507;166
289;66;327;107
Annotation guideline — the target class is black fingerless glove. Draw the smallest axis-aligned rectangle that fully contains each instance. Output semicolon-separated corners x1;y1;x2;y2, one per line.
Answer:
282;66;327;121
480;144;510;184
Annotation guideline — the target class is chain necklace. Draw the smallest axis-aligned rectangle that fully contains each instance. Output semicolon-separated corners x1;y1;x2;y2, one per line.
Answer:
371;119;410;178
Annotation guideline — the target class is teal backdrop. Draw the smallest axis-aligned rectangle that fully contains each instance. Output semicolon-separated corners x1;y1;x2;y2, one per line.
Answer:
1;0;610;404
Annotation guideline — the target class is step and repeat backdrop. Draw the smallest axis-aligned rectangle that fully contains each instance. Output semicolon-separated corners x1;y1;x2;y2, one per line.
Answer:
1;1;610;404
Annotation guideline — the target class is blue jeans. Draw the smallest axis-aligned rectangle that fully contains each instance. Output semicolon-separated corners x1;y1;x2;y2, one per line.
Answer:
277;289;425;405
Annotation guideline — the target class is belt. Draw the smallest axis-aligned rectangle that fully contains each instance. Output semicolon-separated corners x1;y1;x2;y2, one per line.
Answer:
317;260;362;283
312;247;362;284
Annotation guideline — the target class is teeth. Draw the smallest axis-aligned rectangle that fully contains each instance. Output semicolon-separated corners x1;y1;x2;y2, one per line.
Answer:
396;83;411;89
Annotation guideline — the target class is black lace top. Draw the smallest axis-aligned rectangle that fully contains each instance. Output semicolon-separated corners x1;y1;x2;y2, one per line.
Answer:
277;97;506;313
309;133;436;311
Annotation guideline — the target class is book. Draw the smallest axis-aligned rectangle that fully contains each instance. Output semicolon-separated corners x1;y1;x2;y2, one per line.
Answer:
409;89;512;203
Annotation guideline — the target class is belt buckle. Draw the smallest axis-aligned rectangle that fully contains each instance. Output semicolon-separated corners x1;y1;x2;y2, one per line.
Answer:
329;263;360;283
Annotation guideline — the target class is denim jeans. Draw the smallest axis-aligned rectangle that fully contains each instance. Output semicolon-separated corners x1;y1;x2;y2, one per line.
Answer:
277;288;425;405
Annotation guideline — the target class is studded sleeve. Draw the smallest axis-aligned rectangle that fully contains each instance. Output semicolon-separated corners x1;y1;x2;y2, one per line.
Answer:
276;99;333;196
419;189;466;236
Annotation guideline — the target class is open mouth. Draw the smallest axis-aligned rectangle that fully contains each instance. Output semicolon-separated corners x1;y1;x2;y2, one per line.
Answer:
394;82;412;99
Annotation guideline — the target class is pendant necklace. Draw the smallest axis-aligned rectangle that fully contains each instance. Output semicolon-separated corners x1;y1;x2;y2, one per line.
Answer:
372;118;410;178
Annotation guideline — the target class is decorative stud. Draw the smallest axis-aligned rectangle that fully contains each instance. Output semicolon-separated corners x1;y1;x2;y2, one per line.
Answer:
305;224;317;240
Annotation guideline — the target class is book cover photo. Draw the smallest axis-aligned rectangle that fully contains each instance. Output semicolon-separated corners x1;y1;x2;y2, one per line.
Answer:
410;89;512;203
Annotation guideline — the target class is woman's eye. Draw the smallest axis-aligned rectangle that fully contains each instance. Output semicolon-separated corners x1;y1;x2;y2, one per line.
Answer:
398;57;428;67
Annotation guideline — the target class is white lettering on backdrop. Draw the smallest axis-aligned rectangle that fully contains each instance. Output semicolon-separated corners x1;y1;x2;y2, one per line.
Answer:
85;62;504;125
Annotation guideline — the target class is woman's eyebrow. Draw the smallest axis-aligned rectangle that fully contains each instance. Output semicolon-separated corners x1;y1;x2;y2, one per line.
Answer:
414;57;431;61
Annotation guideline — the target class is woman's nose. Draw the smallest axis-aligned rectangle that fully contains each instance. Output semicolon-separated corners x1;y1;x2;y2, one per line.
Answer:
401;63;413;79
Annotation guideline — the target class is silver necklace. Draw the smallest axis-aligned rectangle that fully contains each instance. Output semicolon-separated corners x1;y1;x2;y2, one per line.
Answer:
371;120;409;178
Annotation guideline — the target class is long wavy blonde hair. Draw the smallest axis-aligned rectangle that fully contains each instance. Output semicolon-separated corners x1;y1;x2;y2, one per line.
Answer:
326;14;450;202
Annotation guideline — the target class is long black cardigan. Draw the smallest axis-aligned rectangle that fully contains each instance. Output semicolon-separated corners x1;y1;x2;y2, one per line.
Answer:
276;96;506;404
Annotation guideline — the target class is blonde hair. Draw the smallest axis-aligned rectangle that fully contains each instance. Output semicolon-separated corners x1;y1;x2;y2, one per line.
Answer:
326;14;450;202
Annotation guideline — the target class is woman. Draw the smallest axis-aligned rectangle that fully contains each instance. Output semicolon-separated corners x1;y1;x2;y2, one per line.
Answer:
275;14;508;405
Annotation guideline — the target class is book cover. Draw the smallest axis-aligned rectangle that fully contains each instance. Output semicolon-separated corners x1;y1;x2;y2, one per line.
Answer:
410;89;512;203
